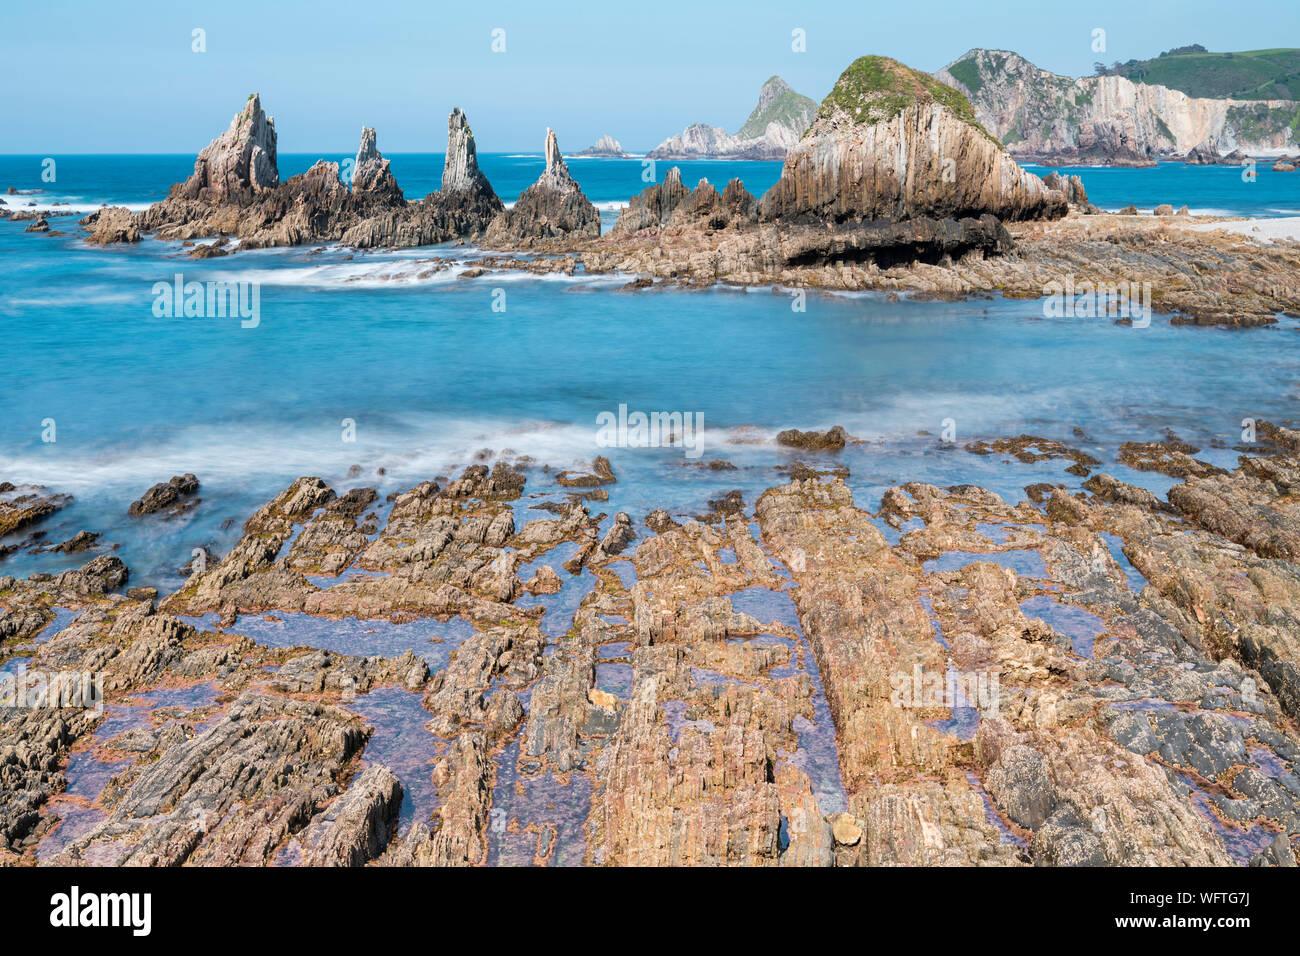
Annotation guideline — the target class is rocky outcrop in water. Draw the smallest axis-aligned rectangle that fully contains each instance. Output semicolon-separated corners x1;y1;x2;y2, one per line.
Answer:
80;206;140;244
127;474;200;517
487;129;600;242
173;93;279;202
938;49;1300;163
1185;139;1222;165
574;135;629;157
127;97;511;249
0;484;72;542
610;168;757;236
1039;171;1093;210
761;56;1066;224
648;76;818;161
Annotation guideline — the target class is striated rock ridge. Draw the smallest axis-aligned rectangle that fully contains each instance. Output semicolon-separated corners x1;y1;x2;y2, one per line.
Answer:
610;167;758;236
938;49;1300;164
442;108;496;197
174;93;279;202
761;56;1066;224
649;76;818;161
487;128;600;242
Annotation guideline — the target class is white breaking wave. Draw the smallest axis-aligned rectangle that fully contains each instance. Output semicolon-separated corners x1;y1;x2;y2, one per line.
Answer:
1;192;153;214
0;416;660;499
188;254;628;290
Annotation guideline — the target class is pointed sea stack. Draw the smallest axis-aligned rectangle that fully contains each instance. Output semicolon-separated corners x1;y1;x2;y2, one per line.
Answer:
173;93;279;202
442;108;498;199
404;107;503;240
760;56;1066;223
487;128;600;242
351;126;403;202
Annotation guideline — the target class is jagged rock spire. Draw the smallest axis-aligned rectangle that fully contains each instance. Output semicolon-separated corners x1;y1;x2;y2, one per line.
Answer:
442;108;493;194
176;93;278;202
485;127;599;241
540;128;577;191
351;126;402;199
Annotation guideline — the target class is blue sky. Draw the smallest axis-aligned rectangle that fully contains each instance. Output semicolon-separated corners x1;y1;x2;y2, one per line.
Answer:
2;0;1295;153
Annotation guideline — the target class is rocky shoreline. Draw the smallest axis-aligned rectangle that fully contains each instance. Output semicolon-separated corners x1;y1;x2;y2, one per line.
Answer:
3;418;1299;866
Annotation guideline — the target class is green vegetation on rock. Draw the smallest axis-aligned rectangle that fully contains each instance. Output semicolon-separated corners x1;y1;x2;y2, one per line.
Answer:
946;57;985;96
736;76;818;139
1226;101;1300;140
817;55;993;140
1097;48;1300;99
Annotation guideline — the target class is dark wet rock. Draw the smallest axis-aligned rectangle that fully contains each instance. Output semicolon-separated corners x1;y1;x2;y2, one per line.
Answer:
55;555;128;594
967;435;1099;476
186;241;232;258
0;486;71;539
1185;140;1221;165
487;128;600;242
776;425;849;451
644;509;681;534
1082;473;1173;513
609;167;692;235
596;513;636;558
127;474;200;517
777;213;1014;268
557;456;616;487
706;490;746;520
296;765;402;866
327;486;378;517
1249;832;1296;867
49;531;99;553
1118;440;1225;479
